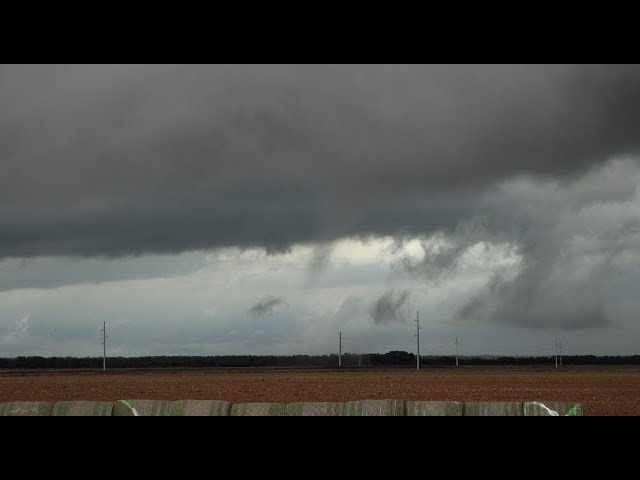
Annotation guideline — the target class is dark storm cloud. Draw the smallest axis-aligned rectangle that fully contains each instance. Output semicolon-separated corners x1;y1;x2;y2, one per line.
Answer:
370;290;411;325
249;296;286;316
2;64;640;257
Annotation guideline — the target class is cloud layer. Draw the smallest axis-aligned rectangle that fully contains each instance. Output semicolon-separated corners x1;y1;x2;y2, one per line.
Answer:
2;64;640;257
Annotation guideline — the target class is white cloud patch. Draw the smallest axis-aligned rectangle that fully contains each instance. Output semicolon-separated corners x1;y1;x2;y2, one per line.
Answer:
0;236;500;356
7;313;30;340
0;313;32;355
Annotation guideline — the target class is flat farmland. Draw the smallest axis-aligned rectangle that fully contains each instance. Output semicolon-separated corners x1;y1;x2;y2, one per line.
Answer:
1;366;639;416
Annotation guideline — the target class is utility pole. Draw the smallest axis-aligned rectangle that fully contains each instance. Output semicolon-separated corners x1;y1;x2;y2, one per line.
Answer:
555;338;559;369
455;337;460;367
339;332;342;368
416;311;421;371
101;322;107;372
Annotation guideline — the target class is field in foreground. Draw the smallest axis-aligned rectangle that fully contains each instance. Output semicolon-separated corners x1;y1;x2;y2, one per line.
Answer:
1;366;638;416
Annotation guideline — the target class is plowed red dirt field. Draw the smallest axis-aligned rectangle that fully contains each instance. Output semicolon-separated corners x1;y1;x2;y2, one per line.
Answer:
1;366;638;416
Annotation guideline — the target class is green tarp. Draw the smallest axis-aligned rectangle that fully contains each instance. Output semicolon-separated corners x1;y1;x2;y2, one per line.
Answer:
406;401;464;416
169;400;231;416
52;401;113;416
286;402;345;416
464;402;524;416
343;400;405;417
112;399;172;416
523;401;584;416
230;403;288;416
0;402;53;416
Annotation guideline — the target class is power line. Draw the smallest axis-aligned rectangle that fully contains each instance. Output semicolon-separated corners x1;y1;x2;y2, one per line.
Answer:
421;342;456;350
482;346;555;355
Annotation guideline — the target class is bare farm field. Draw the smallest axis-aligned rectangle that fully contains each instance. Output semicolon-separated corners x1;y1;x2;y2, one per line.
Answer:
1;366;639;416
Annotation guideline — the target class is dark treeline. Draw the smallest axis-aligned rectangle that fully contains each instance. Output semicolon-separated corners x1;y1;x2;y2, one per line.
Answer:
2;351;640;369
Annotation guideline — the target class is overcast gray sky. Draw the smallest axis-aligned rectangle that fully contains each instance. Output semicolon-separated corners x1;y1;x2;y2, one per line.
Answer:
1;64;639;357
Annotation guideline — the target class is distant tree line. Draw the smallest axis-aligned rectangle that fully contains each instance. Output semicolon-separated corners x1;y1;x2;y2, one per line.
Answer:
2;352;640;369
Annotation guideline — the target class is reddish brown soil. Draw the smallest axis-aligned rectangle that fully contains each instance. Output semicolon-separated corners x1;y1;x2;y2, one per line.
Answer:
1;366;639;416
